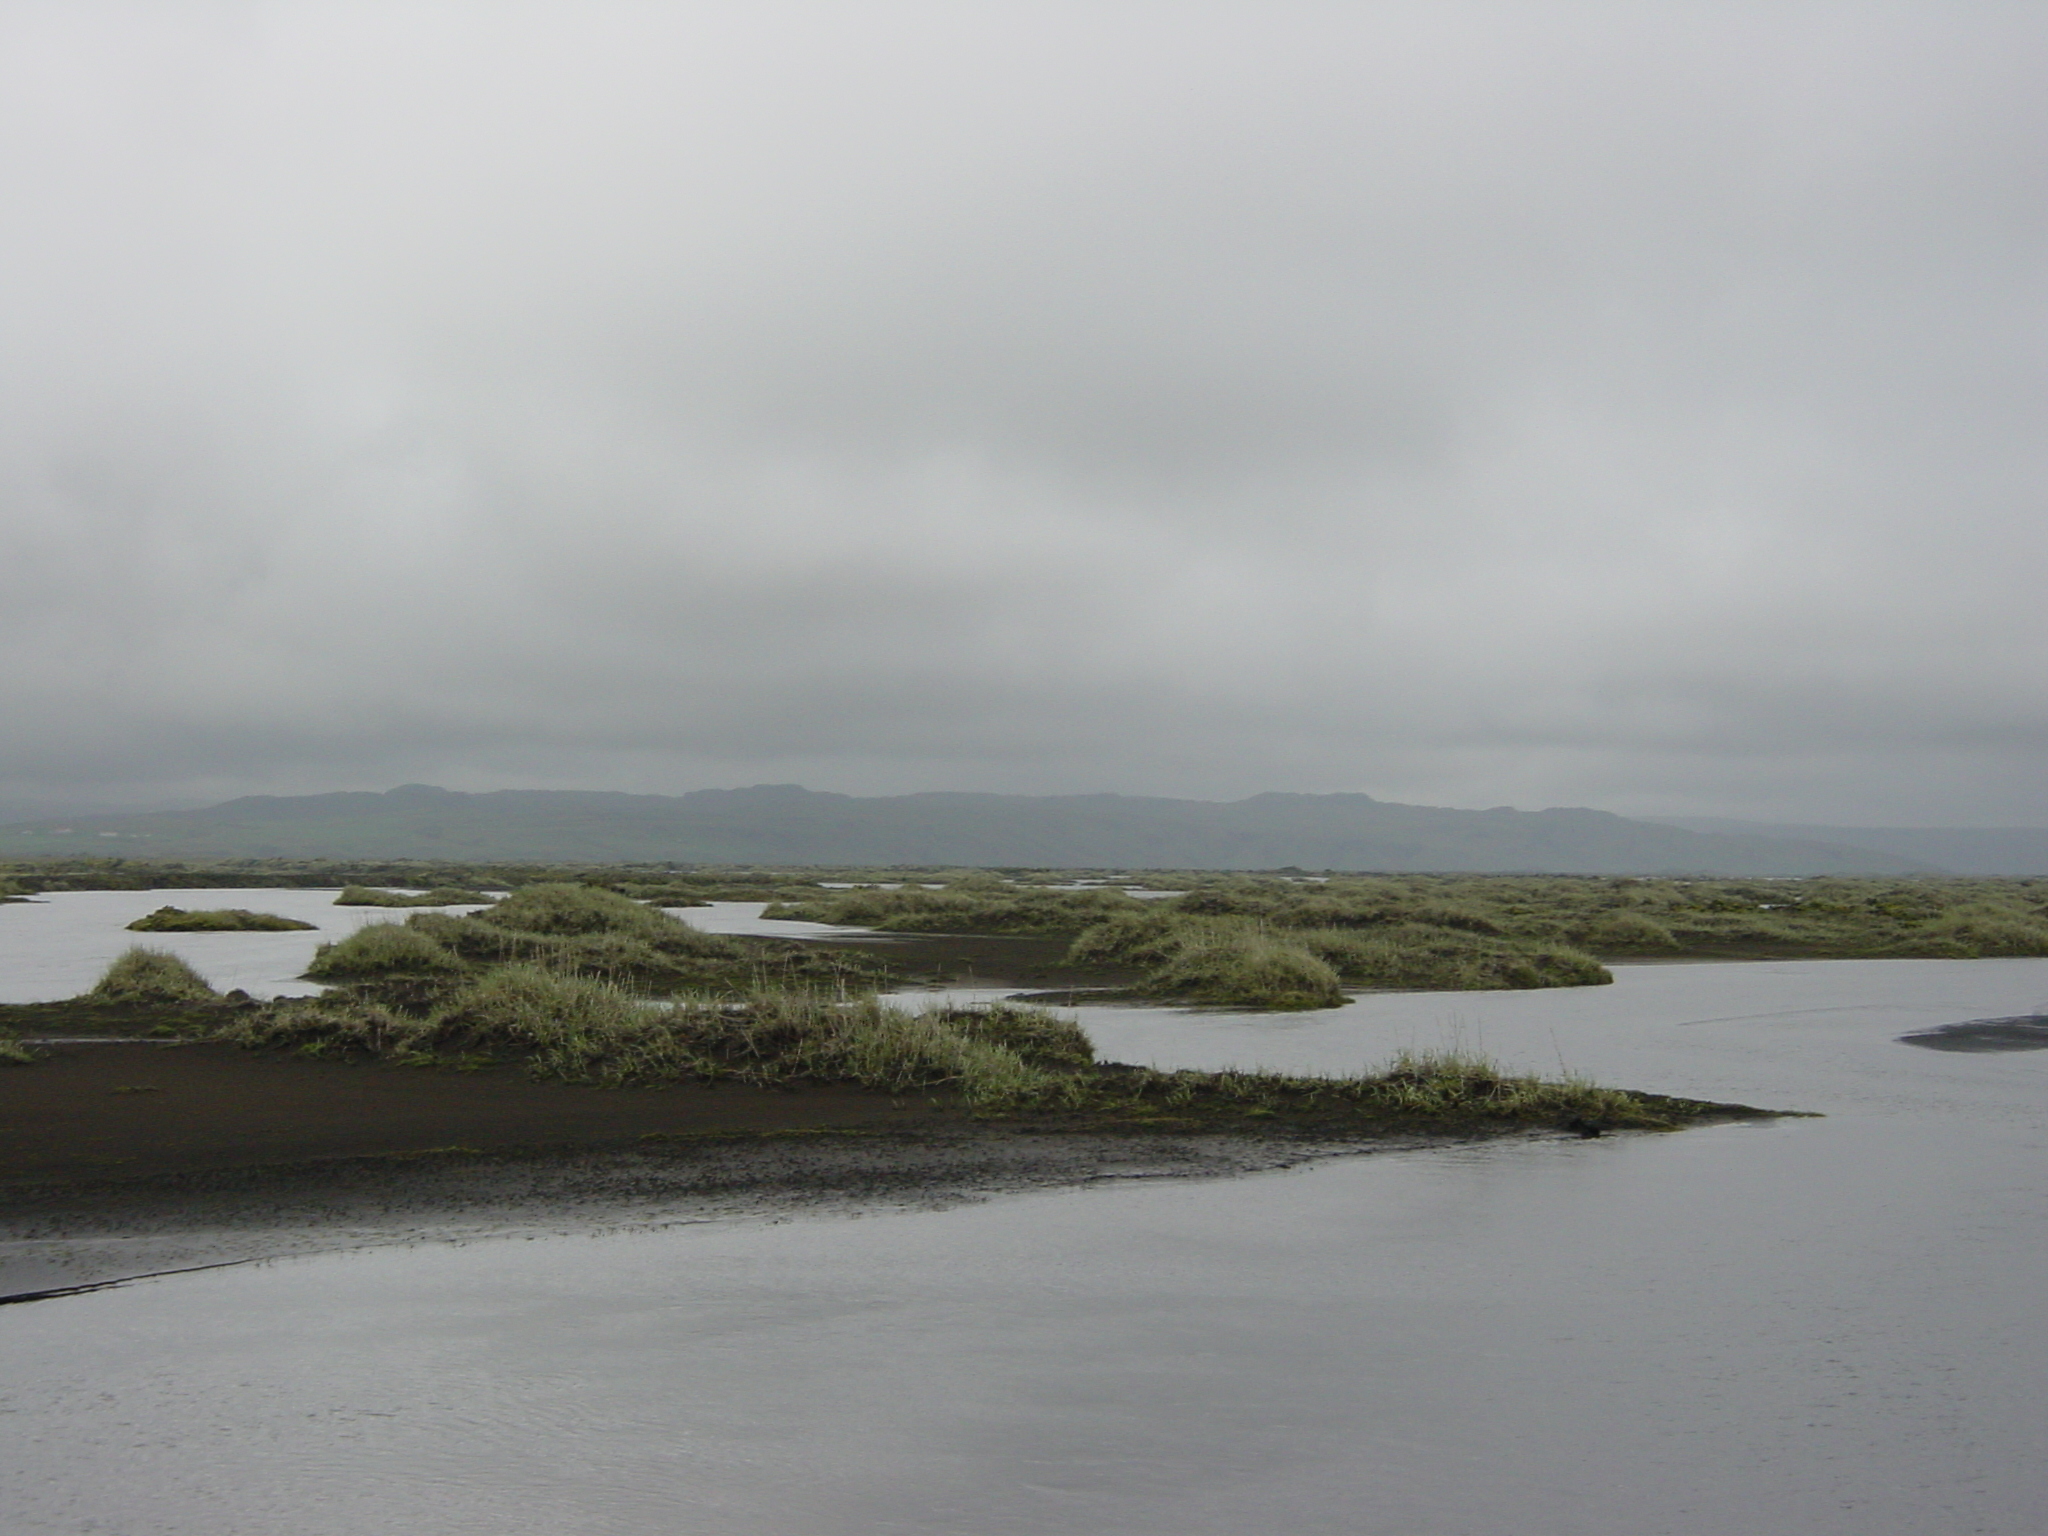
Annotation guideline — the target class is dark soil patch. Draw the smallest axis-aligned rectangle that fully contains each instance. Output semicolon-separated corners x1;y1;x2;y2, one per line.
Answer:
0;1040;949;1188
2;998;248;1039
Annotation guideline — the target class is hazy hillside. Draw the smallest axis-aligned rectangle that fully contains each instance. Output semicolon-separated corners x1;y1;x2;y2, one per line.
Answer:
0;784;1930;874
1652;817;2048;877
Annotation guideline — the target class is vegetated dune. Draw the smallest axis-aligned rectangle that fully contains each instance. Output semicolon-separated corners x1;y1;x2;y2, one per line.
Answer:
62;902;1746;1133
769;870;2048;1007
334;884;496;907
125;906;316;932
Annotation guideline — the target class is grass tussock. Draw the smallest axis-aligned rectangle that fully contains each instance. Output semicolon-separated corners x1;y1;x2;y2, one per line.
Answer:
1068;911;1608;1007
335;885;495;907
1068;1047;1675;1129
305;922;468;981
125;906;316;933
1143;924;1347;1010
475;883;716;941
762;878;1148;935
770;870;2048;999
88;947;219;1004
225;974;1066;1108
295;885;873;1001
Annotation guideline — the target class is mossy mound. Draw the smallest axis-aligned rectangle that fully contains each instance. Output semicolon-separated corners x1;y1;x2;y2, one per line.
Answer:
126;906;316;933
305;922;468;981
1144;929;1348;1010
87;947;220;1005
1068;912;1607;1008
335;885;495;907
299;884;883;1000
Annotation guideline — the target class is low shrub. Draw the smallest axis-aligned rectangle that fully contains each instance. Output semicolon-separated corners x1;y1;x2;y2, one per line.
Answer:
87;947;219;1004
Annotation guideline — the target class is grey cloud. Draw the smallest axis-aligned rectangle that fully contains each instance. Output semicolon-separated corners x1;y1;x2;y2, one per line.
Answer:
2;3;2045;825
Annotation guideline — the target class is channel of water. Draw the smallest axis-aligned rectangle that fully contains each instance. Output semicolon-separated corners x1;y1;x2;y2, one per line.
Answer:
3;893;2045;1532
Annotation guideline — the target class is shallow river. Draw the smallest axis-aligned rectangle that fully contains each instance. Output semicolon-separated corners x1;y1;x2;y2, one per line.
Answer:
4;896;2047;1533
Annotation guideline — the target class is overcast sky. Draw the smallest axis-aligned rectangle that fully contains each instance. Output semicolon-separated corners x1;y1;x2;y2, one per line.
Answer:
2;2;2043;826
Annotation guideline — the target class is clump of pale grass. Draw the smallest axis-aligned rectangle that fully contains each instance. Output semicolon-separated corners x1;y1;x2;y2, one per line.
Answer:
233;972;1076;1109
214;994;425;1057
86;947;218;1005
305;922;466;980
1145;925;1348;1010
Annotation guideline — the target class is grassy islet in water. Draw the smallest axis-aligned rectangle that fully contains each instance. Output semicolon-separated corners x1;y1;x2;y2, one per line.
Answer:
125;906;317;933
335;884;496;907
65;888;1753;1134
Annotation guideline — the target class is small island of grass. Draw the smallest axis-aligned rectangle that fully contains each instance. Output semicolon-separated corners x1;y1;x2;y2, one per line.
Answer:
125;906;317;933
336;885;496;907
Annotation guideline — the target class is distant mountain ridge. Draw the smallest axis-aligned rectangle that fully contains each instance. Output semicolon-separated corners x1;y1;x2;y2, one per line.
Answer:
0;783;1946;874
1649;817;2048;878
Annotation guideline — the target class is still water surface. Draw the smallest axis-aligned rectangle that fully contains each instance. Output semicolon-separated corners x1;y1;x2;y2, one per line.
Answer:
0;888;494;1003
4;897;2046;1532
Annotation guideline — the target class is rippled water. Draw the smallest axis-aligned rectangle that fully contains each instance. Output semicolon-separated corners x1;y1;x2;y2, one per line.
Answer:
5;897;2047;1533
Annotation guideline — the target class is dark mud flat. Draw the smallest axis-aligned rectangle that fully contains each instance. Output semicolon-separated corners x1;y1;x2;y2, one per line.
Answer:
0;1039;947;1188
1899;1015;2048;1052
0;1021;1499;1300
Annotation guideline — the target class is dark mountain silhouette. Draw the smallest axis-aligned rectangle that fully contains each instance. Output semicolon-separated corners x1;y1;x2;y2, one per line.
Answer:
0;783;1938;874
1650;817;2048;877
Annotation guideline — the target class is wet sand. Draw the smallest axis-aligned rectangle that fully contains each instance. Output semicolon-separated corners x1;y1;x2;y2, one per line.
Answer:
0;1039;949;1188
0;1105;1467;1301
0;1013;1520;1302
